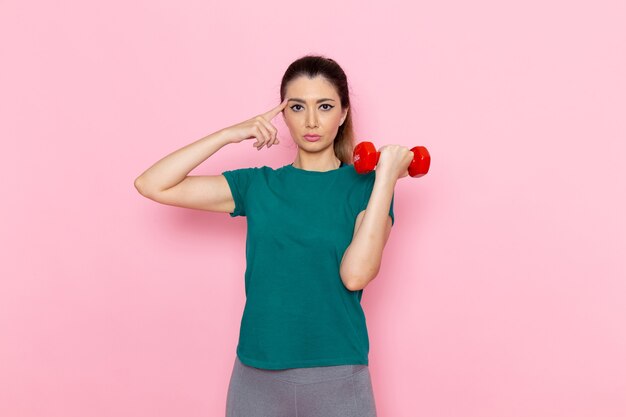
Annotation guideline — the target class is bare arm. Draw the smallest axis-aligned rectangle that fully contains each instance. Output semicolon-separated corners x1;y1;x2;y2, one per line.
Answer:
133;98;288;212
339;144;414;291
339;174;395;291
133;129;237;212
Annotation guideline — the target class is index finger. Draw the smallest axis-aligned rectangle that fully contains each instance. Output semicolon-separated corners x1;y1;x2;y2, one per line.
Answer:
263;97;290;119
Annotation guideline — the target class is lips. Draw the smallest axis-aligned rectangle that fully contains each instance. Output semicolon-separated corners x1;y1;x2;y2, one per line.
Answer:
304;134;321;142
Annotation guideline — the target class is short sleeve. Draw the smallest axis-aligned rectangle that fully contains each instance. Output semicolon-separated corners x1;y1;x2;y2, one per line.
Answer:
221;167;260;217
360;172;395;226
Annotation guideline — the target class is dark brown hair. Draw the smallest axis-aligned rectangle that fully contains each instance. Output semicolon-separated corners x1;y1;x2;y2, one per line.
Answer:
279;55;355;165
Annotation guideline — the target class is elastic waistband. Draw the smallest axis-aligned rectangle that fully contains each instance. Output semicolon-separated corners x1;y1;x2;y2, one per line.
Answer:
234;356;368;385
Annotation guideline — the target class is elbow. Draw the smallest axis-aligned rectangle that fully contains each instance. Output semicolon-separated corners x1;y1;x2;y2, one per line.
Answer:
341;266;379;292
341;273;360;291
340;252;382;291
134;176;146;195
345;279;365;292
134;176;154;198
340;262;357;291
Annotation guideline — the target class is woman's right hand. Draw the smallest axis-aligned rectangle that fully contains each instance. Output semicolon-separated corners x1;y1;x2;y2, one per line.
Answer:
222;98;290;150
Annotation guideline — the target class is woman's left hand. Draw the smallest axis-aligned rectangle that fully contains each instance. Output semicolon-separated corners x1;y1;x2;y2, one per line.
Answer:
375;145;414;181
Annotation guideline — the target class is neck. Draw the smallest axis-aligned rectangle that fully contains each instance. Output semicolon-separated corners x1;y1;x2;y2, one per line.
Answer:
292;155;341;171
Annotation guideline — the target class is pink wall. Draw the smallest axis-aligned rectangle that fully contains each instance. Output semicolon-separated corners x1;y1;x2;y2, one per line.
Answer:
1;1;624;416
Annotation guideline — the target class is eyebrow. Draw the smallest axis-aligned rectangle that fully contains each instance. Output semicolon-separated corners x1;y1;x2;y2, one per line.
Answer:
287;98;335;103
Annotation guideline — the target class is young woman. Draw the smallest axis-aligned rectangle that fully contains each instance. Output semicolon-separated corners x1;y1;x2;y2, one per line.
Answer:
134;55;414;417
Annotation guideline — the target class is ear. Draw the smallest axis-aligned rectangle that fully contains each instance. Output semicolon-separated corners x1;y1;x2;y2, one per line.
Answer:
340;107;349;126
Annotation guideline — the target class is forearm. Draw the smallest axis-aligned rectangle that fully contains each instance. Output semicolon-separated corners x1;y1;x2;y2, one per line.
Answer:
134;128;233;194
341;172;396;290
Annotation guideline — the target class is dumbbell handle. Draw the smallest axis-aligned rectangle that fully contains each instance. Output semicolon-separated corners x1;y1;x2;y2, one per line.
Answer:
353;142;431;177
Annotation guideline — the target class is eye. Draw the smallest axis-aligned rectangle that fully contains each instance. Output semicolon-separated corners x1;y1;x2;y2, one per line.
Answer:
290;104;335;112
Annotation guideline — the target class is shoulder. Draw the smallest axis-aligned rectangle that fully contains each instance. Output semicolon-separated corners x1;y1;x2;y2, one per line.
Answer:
349;167;376;188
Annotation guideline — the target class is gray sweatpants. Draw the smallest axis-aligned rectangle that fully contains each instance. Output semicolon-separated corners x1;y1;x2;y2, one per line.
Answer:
225;355;377;417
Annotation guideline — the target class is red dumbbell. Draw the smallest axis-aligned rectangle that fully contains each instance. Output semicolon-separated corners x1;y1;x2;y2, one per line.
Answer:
353;141;431;177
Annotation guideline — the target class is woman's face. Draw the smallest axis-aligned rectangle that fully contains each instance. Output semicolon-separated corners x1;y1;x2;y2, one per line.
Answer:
282;75;348;150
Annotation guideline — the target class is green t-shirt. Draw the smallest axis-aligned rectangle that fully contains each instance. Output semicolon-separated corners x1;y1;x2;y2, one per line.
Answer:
221;161;394;370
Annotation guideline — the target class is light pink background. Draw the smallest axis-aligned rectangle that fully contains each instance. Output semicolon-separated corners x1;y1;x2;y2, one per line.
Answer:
1;1;624;416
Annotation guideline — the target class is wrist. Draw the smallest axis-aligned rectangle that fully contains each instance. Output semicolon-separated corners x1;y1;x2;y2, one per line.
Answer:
213;127;237;146
374;169;398;186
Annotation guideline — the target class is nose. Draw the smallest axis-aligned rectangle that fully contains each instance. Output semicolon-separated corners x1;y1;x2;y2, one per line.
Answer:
305;109;319;128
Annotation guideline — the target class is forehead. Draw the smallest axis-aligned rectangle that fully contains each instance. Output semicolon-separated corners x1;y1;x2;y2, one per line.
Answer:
285;75;339;100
